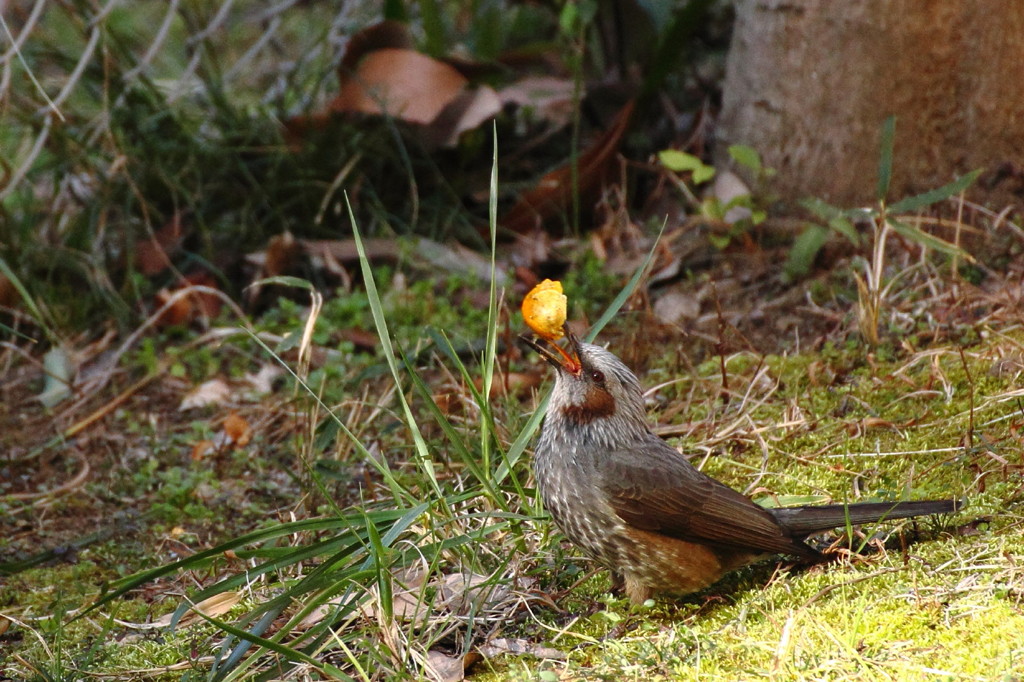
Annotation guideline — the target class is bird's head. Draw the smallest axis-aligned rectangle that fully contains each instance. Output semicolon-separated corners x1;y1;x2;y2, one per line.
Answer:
523;327;648;440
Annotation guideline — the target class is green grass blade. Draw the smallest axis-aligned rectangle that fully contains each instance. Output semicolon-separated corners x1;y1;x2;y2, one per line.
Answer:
888;169;981;213
876;115;896;201
784;223;830;280
0;255;53;343
887;218;973;260
346;194;444;501
481;125;500;472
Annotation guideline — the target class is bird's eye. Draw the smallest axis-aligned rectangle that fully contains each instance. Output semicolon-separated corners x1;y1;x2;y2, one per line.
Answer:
590;369;605;384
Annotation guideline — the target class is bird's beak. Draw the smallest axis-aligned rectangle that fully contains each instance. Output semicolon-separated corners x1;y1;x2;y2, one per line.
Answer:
521;323;581;374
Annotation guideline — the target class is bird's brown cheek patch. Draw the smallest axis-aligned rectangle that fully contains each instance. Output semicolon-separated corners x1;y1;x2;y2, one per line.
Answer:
561;385;616;425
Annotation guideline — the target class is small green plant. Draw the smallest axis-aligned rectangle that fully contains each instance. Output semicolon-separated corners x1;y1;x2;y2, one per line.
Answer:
659;144;771;249
786;117;980;345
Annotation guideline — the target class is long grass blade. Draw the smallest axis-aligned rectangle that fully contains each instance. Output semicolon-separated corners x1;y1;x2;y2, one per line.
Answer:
346;194;444;502
876;115;896;201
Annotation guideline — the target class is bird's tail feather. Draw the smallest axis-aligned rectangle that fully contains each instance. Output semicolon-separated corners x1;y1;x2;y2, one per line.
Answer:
771;499;960;536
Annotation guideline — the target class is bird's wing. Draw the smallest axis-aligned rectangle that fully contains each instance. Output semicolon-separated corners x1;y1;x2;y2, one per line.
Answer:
596;440;816;557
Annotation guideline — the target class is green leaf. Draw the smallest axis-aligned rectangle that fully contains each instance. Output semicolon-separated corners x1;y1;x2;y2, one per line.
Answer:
659;149;700;172
800;196;847;222
888;218;971;259
888;169;982;213
660;150;715;183
876;115;896;201
728;144;762;172
784;224;830;280
707;233;731;250
698;197;723;221
692;163;716;184
828;215;860;245
559;2;579;33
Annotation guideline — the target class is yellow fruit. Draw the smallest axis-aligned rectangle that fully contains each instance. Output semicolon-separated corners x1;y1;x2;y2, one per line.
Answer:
522;279;567;340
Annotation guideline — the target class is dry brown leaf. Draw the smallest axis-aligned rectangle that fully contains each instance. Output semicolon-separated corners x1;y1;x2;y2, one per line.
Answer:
297;594;349;631
339;328;378;351
153;271;223;327
333;48;467;125
300;237;503;284
0;272;19;308
358;566;430;623
470;372;543;401
424;650;482;682
428;85;501;147
223;411;251;447
339;19;412;73
262;231;301;278
135;212;187;276
191;440;215;461
437;572;516;615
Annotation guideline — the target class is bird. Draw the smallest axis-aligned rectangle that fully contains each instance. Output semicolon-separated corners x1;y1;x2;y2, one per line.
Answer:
523;327;959;604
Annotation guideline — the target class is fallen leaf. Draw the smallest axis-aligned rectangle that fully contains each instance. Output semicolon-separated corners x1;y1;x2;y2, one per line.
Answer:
244;365;283;394
191;440;215;461
989;354;1024;377
339;328;378;351
262;231;301;278
0;272;19;308
135;212;188;276
223;412;252;447
653;291;700;326
153;271;223;327
338;19;413;72
427;85;501;147
300;237;507;284
333;48;467;125
437;571;519;615
180;378;231;410
424;650;481;682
